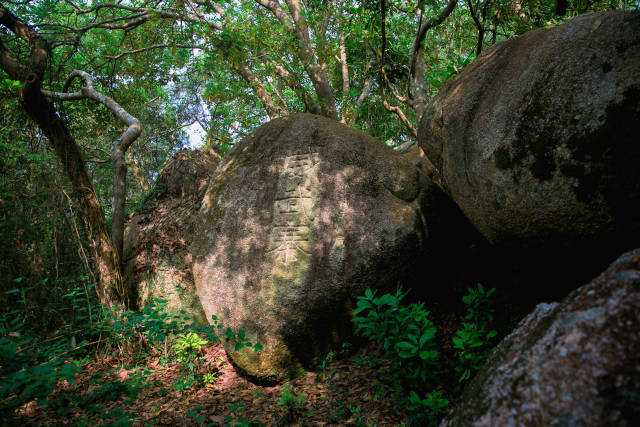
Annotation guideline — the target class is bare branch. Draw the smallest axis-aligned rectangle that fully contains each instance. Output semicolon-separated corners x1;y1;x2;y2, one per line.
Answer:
232;62;283;119
255;0;294;31
347;57;376;126
410;0;458;77
381;65;413;107
414;0;458;49
256;0;337;119
272;84;290;115
338;33;350;99
103;43;204;60
355;74;373;109
0;7;126;308
44;70;141;150
43;69;142;263
46;3;221;37
317;1;332;39
381;96;418;139
265;56;321;115
0;5;49;77
378;0;417;138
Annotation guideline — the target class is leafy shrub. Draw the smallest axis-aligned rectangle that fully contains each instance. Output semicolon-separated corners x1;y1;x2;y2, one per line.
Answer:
406;390;449;426
186;404;205;423
223;323;263;352
352;287;444;425
173;332;207;363
171;332;209;390
202;372;218;386
462;283;496;325
0;330;80;418
353;288;438;387
277;384;308;424
0;282;94;419
453;284;497;383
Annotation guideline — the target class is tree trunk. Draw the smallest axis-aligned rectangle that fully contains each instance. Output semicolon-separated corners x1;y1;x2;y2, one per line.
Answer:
111;146;127;266
1;7;127;309
21;78;127;309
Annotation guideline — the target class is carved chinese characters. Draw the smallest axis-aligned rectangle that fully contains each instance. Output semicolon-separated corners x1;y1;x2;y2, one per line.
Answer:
269;153;320;266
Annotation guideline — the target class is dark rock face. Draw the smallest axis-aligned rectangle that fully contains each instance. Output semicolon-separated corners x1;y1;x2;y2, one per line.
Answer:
123;149;219;325
191;114;437;382
418;11;640;295
441;248;640;427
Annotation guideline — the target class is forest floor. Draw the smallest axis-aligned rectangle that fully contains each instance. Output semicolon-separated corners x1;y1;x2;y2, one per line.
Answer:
17;341;407;426
11;286;527;426
13;303;526;426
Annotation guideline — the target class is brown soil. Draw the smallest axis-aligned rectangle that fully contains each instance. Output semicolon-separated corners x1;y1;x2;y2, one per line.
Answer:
18;342;406;426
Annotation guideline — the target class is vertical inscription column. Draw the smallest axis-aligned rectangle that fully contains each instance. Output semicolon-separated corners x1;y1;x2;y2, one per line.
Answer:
269;153;320;267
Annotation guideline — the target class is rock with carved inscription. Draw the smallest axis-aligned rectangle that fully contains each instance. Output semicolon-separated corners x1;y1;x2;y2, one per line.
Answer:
123;149;219;325
191;114;432;382
441;248;640;427
419;11;640;296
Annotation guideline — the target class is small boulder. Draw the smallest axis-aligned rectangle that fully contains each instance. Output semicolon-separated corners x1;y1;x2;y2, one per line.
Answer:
123;149;219;325
191;114;432;382
419;11;640;295
441;248;640;426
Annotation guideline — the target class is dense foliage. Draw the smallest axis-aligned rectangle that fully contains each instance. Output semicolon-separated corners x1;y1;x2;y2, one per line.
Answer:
1;294;260;422
352;285;496;426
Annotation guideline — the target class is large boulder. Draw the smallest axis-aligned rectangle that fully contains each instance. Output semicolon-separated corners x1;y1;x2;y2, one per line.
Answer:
442;248;640;426
123;149;219;325
419;11;640;295
191;114;436;381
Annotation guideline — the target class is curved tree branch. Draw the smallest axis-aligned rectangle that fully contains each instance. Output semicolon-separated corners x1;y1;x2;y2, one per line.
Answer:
43;69;142;264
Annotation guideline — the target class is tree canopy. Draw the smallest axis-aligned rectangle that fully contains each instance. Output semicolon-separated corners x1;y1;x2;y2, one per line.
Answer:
4;1;628;146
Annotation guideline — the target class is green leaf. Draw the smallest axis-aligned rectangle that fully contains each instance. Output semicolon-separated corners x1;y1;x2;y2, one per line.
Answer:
418;349;437;360
395;341;416;351
419;328;436;346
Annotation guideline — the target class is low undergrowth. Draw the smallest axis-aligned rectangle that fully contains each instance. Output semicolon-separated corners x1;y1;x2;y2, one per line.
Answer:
351;284;497;426
1;279;497;426
0;277;261;424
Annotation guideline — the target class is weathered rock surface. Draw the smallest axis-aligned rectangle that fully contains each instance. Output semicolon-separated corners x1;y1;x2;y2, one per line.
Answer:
442;248;640;427
419;11;640;294
191;114;435;382
123;149;219;325
400;143;439;186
